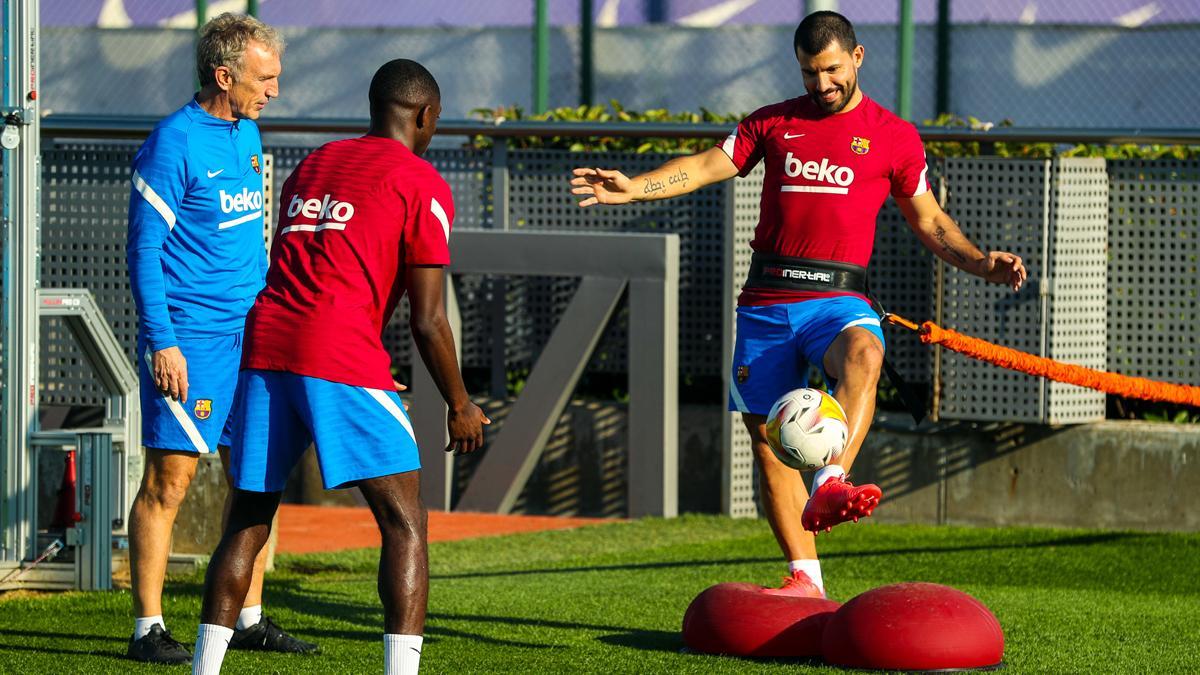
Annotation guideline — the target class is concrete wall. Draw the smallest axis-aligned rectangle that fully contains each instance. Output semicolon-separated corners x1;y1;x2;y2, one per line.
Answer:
156;407;1198;560
854;415;1200;532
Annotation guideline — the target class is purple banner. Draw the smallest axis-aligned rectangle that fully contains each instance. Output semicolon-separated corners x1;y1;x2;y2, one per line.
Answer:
45;1;1200;28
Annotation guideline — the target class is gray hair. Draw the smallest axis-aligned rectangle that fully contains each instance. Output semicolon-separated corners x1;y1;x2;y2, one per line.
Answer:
196;13;285;87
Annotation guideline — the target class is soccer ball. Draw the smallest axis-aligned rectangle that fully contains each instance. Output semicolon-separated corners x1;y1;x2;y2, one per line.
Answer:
765;388;848;471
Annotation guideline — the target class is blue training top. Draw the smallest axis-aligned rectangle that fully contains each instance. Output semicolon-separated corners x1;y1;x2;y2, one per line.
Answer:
127;98;269;351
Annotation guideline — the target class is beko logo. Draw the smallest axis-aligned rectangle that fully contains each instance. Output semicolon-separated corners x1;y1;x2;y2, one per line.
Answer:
781;152;855;194
281;193;356;234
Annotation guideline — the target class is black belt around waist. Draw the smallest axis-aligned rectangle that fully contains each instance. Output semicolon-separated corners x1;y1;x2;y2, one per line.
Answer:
745;253;868;294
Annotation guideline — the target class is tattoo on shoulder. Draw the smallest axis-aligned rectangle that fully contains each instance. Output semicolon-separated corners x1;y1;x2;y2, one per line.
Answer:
933;225;969;265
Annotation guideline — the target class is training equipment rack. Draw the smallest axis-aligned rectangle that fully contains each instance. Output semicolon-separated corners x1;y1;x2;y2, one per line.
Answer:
2;0;137;591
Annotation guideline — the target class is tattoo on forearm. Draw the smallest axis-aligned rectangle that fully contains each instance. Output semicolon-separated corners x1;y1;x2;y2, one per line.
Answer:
643;176;666;195
933;225;969;265
667;166;689;189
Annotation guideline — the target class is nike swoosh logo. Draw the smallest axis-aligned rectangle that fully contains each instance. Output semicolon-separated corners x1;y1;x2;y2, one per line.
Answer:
207;169;224;178
1013;3;1158;87
783;132;805;140
409;647;422;654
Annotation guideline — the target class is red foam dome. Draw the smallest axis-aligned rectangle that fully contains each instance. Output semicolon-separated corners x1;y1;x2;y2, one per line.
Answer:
822;582;1004;670
682;582;842;658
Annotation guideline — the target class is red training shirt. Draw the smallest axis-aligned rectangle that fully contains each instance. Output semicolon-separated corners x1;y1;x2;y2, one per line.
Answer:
242;135;454;389
719;94;929;306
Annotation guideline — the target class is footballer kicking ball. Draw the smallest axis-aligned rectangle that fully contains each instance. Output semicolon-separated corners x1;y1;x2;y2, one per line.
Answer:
765;388;849;471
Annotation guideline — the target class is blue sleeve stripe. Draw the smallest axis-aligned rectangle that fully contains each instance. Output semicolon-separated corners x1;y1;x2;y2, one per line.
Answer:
132;169;178;229
218;210;264;230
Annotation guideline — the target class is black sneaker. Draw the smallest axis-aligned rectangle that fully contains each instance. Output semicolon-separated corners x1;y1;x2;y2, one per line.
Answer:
126;624;192;664
229;616;319;654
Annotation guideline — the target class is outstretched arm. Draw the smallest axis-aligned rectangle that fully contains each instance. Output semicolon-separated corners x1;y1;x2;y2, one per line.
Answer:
895;191;1027;291
570;146;739;207
407;266;491;453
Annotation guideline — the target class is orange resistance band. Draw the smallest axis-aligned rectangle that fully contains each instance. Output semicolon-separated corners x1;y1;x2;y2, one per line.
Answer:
884;314;1200;408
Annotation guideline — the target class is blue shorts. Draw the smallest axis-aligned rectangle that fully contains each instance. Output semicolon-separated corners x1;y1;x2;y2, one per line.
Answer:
138;333;241;454
228;369;421;492
728;296;885;415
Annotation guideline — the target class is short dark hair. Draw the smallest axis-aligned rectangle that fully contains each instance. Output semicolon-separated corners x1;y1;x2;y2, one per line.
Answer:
368;59;440;119
794;11;857;56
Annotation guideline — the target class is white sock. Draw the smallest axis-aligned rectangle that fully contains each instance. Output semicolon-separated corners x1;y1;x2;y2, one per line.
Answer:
192;624;234;675
134;615;165;641
385;634;424;675
811;464;846;493
789;559;825;595
236;604;263;630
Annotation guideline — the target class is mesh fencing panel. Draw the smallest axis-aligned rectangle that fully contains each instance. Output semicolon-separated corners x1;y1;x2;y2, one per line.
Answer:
33;141;1183;428
725;165;764;519
938;158;1051;421
40;142;141;406
1045;158;1108;424
1107;159;1200;386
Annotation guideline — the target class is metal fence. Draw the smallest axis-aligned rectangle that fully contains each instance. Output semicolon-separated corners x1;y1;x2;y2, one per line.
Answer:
23;119;1200;519
41;1;1200;127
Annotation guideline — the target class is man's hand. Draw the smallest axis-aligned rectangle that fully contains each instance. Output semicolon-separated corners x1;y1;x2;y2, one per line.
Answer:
446;402;491;454
977;251;1027;291
570;168;634;207
393;379;409;410
152;346;189;402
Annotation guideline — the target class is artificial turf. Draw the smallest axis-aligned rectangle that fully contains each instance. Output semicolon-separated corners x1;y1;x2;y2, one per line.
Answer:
1;516;1197;673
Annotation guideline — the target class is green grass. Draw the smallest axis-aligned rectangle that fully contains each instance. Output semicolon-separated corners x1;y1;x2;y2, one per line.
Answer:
2;517;1199;673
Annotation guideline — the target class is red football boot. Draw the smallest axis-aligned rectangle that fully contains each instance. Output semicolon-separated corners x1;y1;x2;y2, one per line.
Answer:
760;569;825;598
801;476;882;533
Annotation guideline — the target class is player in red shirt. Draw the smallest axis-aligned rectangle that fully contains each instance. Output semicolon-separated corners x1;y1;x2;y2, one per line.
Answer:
571;12;1025;598
192;60;489;675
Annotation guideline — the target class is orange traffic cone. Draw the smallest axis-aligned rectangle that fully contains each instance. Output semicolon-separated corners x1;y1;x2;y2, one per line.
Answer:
49;450;82;529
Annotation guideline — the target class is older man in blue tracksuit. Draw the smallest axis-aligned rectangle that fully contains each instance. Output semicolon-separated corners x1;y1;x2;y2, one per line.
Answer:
125;13;315;664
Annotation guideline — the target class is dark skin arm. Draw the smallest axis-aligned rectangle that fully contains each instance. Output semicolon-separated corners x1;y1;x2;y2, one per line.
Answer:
407;265;490;453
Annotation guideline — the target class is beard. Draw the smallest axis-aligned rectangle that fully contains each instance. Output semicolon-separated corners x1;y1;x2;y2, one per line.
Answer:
809;74;859;114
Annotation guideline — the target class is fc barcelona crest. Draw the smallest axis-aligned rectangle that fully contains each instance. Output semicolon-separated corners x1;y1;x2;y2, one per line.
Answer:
250;154;261;174
736;365;750;384
194;399;213;421
850;137;870;155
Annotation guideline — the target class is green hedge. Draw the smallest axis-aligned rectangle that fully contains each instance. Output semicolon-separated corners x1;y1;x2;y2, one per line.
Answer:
470;103;1199;159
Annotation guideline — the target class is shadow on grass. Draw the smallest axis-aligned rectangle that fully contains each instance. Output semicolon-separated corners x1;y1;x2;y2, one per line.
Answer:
0;629;127;644
598;632;828;670
597;629;681;652
429;532;1140;581
0;640;130;663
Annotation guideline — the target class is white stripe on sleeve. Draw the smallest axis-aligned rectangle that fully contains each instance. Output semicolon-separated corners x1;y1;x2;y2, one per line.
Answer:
912;164;930;197
430;197;451;243
721;130;738;160
132;170;178;230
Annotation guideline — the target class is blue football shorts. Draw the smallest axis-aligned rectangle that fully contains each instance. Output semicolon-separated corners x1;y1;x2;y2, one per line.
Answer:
228;369;422;492
138;332;241;454
728;296;885;416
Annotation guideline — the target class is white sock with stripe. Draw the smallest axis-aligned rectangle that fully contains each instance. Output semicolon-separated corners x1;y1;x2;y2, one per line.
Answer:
385;634;424;675
192;624;234;675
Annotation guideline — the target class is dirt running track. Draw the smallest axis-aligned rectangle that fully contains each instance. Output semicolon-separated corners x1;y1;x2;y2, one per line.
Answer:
277;504;611;554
